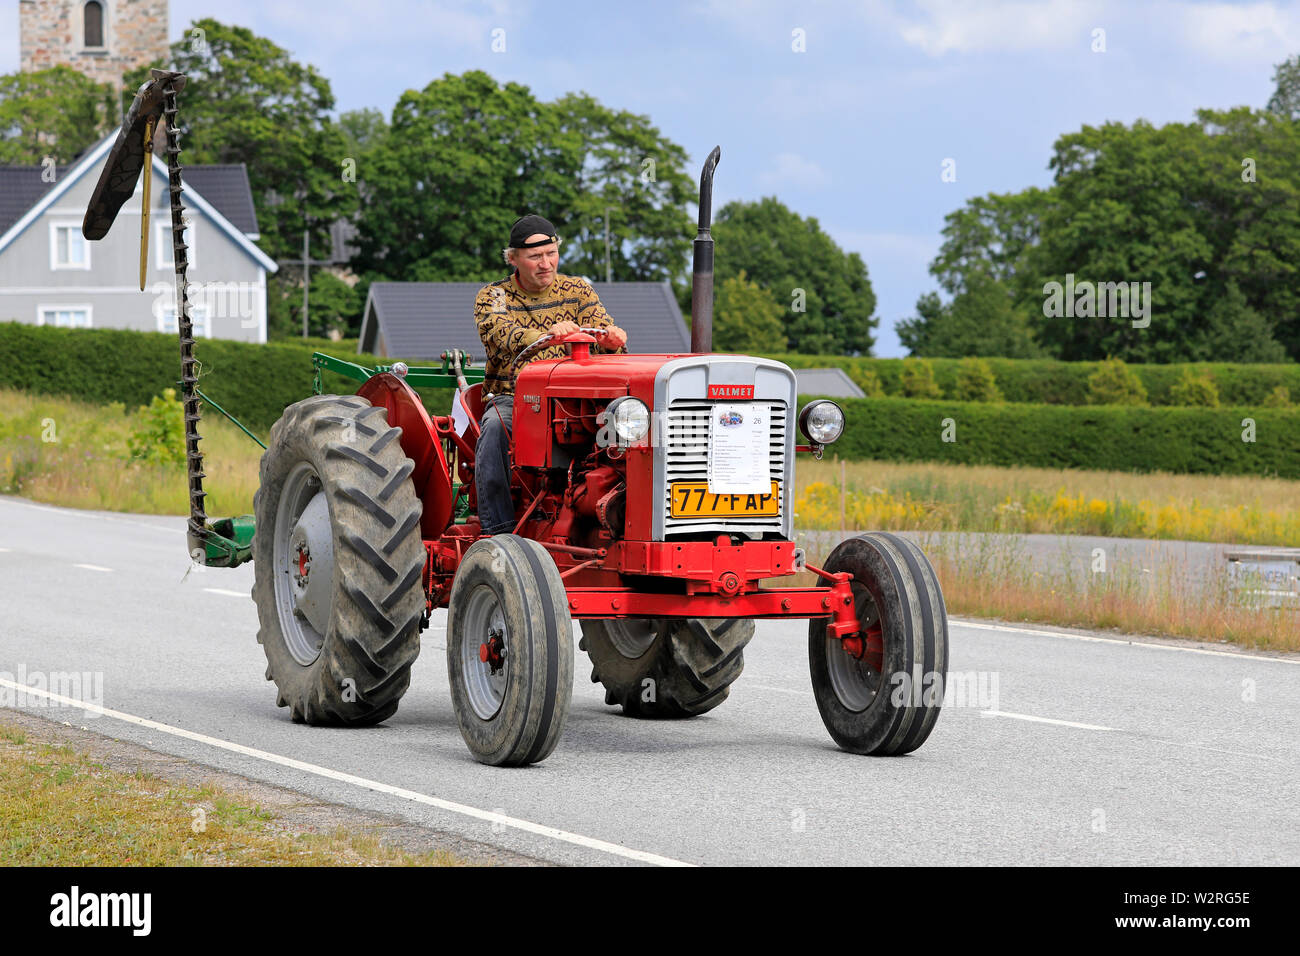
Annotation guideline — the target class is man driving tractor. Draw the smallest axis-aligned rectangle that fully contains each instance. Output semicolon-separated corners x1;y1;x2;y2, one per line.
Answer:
474;214;629;534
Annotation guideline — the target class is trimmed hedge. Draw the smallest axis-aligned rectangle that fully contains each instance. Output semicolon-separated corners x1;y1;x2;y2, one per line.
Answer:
3;324;1295;476
820;396;1300;478
772;353;1300;407
0;322;455;431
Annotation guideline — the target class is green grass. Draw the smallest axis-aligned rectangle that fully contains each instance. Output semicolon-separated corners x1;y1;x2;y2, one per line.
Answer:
0;721;466;866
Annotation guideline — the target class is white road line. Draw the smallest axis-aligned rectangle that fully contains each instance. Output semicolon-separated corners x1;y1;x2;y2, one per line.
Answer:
0;496;184;535
980;710;1114;731
952;617;1300;665
72;563;113;573
203;588;249;598
0;677;692;868
0;547;10;552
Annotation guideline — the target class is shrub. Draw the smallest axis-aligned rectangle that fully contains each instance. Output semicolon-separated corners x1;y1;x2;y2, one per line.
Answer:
1086;358;1147;406
857;368;885;398
127;387;185;465
832;397;1300;477
1262;385;1291;408
952;357;1002;402
900;358;943;399
1167;368;1220;407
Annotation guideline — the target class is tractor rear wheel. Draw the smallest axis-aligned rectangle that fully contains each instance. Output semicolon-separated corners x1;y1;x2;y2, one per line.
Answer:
252;394;425;726
446;535;574;766
808;532;948;755
580;617;755;717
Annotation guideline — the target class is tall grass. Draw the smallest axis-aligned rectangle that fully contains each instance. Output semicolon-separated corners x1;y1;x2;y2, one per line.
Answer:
793;531;1297;652
0;387;260;516
794;457;1300;546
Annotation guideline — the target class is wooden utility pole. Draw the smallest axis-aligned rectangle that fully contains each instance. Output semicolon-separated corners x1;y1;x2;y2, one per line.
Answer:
604;206;612;283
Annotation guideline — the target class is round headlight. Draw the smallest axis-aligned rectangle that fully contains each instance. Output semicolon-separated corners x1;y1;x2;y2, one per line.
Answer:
606;396;650;444
799;400;844;444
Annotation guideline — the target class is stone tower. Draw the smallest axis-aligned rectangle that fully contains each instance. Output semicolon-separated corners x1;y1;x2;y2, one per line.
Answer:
19;0;170;88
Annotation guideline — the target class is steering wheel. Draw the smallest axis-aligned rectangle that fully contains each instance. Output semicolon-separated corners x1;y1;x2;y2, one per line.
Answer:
510;326;612;373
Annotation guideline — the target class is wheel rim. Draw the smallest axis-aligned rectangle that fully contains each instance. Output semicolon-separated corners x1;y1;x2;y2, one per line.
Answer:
825;583;883;713
272;461;334;667
604;619;658;658
462;584;509;720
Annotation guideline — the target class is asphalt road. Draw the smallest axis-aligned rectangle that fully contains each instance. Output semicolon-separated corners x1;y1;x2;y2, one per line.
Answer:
2;494;1297;866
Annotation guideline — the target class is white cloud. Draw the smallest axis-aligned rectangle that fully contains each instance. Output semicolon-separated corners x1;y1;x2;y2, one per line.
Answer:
1175;1;1300;65
758;152;830;190
867;0;1104;56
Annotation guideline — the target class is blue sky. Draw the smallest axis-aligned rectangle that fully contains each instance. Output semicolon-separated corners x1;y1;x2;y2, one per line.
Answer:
3;0;1291;354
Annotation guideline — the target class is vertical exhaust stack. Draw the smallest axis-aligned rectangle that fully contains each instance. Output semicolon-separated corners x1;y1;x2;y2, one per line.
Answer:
690;146;721;354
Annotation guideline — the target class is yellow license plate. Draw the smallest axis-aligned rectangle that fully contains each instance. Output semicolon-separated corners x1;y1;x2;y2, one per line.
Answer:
670;482;780;518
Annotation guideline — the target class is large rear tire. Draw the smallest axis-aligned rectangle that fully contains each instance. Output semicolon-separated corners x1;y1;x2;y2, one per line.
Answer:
808;532;948;755
580;617;755;717
252;394;425;726
446;535;574;766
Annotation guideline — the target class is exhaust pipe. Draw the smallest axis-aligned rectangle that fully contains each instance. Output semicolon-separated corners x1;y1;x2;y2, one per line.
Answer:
690;145;721;354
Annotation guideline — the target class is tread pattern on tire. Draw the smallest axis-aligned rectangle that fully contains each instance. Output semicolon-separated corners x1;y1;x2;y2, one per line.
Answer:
253;394;425;727
580;617;755;718
445;535;573;766
808;532;948;755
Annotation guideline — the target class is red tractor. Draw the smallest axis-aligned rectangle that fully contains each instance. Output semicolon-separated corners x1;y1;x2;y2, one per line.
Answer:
87;74;949;766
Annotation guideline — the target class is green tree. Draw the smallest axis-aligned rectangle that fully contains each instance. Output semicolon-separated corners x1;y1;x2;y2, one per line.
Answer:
712;270;787;353
953;357;1003;402
1086;358;1147;405
900;358;942;398
124;19;356;262
549;93;693;285
1267;54;1300;120
0;66;118;164
897;274;1043;358
1167;368;1220;407
712;197;877;355
352;70;583;282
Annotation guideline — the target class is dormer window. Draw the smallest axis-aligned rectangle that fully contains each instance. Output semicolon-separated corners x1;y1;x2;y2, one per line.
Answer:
84;1;105;49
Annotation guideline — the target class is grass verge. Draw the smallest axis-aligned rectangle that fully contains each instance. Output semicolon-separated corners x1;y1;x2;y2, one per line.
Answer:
795;456;1300;547
0;720;465;866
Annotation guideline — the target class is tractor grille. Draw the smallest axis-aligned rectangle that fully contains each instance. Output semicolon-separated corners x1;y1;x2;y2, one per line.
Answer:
662;399;787;537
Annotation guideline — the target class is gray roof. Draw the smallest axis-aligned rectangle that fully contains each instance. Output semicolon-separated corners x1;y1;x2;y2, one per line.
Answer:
795;367;866;398
183;166;260;235
0;162;259;236
361;280;689;359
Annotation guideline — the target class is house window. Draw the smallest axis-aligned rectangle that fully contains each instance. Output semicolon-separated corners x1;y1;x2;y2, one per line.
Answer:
84;1;105;48
39;307;93;329
156;221;195;269
49;223;90;270
158;303;210;338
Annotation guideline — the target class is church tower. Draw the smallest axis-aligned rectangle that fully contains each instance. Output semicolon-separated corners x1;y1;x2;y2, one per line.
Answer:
19;0;170;88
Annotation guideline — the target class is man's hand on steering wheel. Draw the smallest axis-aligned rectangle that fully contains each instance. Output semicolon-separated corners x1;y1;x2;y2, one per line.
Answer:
546;320;627;350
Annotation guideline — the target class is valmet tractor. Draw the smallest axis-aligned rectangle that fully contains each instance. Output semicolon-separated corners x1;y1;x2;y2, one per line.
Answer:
85;72;949;766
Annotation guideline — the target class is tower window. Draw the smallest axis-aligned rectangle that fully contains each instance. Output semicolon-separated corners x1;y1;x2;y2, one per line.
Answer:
84;1;104;48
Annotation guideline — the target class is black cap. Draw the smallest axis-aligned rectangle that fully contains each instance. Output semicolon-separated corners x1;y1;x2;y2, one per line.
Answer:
510;214;557;248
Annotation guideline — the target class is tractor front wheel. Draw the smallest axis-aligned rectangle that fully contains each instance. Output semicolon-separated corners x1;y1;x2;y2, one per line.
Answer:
252;394;426;726
808;532;948;755
446;535;574;766
580;617;755;717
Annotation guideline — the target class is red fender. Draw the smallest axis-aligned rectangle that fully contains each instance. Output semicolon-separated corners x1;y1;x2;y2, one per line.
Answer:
356;373;453;538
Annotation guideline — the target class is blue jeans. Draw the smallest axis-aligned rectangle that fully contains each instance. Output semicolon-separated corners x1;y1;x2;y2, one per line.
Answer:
475;395;515;534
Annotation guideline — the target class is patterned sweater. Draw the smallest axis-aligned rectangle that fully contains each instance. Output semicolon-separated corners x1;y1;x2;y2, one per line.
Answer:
474;272;621;396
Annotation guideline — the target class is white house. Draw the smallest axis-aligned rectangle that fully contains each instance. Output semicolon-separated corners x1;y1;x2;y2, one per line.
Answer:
0;131;278;341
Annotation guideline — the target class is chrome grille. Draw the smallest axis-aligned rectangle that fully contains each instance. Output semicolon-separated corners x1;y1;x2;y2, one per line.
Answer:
663;400;787;536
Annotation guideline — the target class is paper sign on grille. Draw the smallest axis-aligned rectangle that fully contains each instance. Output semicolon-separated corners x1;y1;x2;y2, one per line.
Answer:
707;404;771;494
